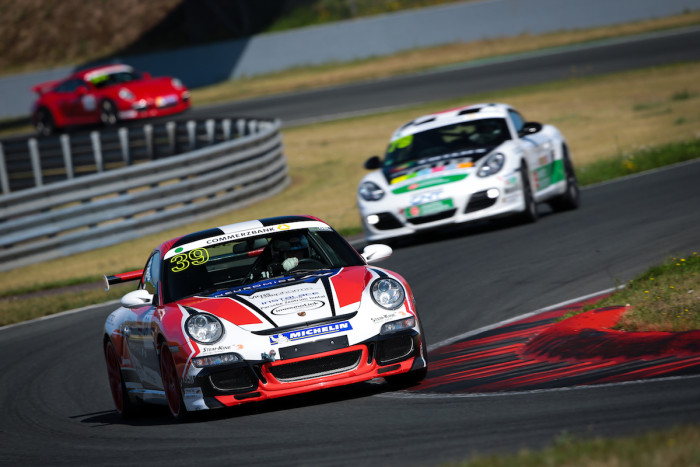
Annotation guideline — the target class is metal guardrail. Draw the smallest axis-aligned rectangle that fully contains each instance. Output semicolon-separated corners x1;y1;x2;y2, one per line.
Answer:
0;118;289;272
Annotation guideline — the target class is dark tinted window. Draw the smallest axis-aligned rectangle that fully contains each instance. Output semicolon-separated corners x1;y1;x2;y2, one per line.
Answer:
384;118;511;167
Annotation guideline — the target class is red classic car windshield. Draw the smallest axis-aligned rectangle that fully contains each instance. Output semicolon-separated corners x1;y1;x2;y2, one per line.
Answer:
89;70;143;88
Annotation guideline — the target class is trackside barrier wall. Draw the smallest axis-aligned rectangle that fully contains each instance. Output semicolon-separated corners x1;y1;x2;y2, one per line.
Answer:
0;118;289;272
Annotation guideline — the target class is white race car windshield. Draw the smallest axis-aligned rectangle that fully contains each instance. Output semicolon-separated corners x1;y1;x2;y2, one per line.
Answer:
384;118;511;167
162;228;364;303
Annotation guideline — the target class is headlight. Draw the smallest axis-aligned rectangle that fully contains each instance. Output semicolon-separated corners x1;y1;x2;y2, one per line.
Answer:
192;353;241;368
380;316;416;335
171;78;184;89
371;278;405;309
185;314;223;344
477;152;505;177
359;181;385;201
118;88;135;100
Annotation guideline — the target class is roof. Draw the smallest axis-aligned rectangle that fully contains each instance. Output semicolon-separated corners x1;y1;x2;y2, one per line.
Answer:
158;215;324;258
391;103;513;141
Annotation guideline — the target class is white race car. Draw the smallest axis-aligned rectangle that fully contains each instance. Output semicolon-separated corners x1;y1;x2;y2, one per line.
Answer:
103;216;427;420
357;103;579;242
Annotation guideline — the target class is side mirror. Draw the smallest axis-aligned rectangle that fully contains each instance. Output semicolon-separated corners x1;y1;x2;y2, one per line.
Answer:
361;243;393;264
121;289;153;308
518;121;543;137
364;156;381;170
142;72;152;80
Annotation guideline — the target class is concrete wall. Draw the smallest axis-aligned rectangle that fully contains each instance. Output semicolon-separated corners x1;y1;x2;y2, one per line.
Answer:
2;0;699;120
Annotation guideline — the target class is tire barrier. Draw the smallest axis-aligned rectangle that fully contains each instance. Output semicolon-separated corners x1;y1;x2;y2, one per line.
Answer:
0;118;289;272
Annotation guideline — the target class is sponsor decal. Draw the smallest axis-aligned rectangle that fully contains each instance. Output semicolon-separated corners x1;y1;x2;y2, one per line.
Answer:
392;174;468;194
269;321;352;345
271;300;325;315
278;224;290;230
409;189;443;206
199;344;233;354
405;199;454;218
370;313;397;324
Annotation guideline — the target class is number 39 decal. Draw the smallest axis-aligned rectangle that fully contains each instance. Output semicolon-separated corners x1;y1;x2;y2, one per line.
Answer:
170;248;209;272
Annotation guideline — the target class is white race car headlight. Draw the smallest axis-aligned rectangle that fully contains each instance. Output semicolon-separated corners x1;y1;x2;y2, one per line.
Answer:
185;314;223;344
359;181;385;201
192;353;241;368
371;278;405;309
477;152;505;177
380;316;416;335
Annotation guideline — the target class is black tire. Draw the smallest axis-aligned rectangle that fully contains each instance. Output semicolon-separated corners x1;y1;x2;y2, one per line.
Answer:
100;100;119;127
34;107;55;136
517;162;538;223
549;150;580;212
104;339;138;419
159;341;188;422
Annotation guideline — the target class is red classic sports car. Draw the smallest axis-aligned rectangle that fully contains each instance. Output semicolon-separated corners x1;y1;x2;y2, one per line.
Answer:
31;64;191;135
103;215;428;420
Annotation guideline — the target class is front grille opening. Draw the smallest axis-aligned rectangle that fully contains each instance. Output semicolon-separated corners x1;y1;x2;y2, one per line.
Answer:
269;350;362;382
372;212;403;230
209;367;258;392
406;208;456;225
465;190;497;213
378;335;414;364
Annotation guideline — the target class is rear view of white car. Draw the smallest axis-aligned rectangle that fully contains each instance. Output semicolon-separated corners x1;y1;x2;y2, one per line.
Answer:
357;103;579;242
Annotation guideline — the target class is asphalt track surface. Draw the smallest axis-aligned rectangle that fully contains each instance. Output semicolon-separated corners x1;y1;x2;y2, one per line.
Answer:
2;29;700;466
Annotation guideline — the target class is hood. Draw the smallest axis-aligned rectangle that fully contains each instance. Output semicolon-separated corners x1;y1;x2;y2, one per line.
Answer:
177;266;373;333
117;77;181;97
383;146;496;187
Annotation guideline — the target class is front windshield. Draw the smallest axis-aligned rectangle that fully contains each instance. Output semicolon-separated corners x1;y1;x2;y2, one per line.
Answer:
162;228;364;303
384;118;511;167
88;70;143;88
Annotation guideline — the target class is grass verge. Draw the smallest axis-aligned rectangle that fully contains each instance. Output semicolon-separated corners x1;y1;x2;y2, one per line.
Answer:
450;424;700;466
561;252;700;332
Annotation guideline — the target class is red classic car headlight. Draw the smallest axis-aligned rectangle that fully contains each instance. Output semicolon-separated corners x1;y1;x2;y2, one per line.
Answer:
118;88;135;101
171;78;184;89
186;314;224;344
371;278;405;309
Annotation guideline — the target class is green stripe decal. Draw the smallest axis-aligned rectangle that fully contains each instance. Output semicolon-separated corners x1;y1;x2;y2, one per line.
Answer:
392;174;468;194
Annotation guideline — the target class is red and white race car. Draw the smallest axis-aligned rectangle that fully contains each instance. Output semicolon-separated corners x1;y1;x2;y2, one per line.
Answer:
103;216;428;420
31;64;190;135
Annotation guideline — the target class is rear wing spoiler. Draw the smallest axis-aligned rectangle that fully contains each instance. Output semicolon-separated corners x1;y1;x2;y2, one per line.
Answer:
31;80;60;95
104;269;143;291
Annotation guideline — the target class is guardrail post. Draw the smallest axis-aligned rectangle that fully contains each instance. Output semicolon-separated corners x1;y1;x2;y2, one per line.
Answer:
237;119;246;137
0;143;10;194
187;120;197;150
248;120;258;134
206;119;215;145
144;124;154;160
60;134;74;179
118;127;131;165
28;138;43;187
90;131;104;173
166;121;176;155
222;119;232;140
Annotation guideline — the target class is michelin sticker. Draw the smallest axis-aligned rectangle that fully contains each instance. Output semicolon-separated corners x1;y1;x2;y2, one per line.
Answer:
269;321;352;345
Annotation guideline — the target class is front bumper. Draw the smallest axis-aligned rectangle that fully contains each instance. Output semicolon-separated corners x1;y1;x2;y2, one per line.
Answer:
183;330;425;410
360;172;526;242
